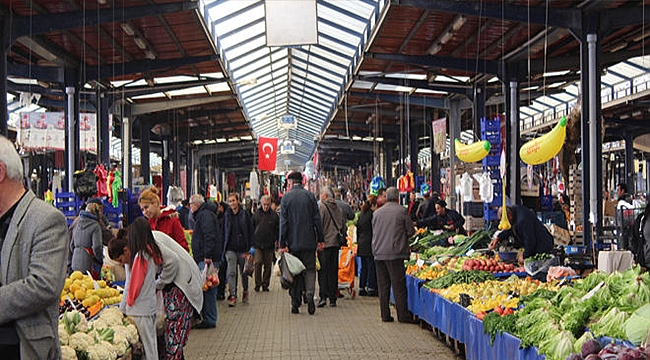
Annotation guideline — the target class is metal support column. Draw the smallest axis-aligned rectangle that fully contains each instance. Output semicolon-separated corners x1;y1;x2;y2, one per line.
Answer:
580;35;593;245
122;107;132;191
65;86;78;192
98;92;111;166
186;144;193;196
162;138;170;205
508;81;521;204
448;100;462;209
623;131;634;195
0;18;8;136
428;109;441;194
409;121;420;177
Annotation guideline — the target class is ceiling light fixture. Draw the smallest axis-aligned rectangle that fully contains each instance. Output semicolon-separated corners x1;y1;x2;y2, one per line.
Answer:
134;37;147;50
121;23;135;36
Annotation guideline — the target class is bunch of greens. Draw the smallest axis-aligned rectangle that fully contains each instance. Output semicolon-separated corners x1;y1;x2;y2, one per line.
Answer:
588;306;629;339
423;270;494;290
538;330;576;360
482;312;517;344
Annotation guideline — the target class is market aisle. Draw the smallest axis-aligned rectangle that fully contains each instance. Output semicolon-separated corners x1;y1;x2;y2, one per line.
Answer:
184;274;461;360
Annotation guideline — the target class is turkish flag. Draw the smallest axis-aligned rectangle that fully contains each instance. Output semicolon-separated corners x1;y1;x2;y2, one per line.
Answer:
258;136;278;171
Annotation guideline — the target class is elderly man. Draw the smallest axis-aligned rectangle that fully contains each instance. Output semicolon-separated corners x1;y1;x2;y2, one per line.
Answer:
189;194;221;329
0;135;69;359
317;186;346;308
252;195;279;292
372;186;415;323
279;171;324;315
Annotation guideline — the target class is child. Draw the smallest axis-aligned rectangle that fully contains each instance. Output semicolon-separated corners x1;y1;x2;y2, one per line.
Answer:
109;218;163;360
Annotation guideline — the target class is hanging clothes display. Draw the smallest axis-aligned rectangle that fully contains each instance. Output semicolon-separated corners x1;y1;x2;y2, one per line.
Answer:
473;172;494;204
111;170;122;208
107;170;115;203
459;172;474;202
249;171;260;201
94;164;108;197
227;173;236;191
52;174;62;194
167;186;184;208
208;184;218;201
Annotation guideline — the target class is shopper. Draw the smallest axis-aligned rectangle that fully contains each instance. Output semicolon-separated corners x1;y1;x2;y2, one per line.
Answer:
317;186;346;308
376;187;387;208
110;217;163;360
177;199;191;230
279;171;324;315
372;186;415;323
356;195;378;297
69;199;104;278
109;226;203;359
189;194;221;328
251;195;279;292
0;135;69;360
416;199;466;235
334;187;355;221
223;193;254;307
407;190;421;222
488;205;554;264
215;201;228;301
138;186;189;252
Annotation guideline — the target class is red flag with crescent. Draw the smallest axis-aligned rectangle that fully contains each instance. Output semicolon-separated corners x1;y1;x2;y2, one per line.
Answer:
258;136;278;171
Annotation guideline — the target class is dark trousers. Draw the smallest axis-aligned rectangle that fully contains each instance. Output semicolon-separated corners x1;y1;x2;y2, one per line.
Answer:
216;260;228;299
288;250;316;308
0;345;19;360
317;247;339;303
375;258;410;322
359;255;377;290
254;247;275;289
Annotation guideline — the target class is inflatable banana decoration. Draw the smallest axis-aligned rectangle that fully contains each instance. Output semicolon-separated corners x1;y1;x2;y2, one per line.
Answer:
498;179;511;230
455;139;491;163
519;116;567;165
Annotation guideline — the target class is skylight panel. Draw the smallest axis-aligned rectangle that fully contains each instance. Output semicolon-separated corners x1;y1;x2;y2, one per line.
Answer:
351;81;374;89
318;36;356;57
318;3;366;32
205;83;231;93
227;35;267;61
155;75;198;84
219;21;266;49
374;84;413;92
319;22;359;47
309;45;349;65
232;56;271;80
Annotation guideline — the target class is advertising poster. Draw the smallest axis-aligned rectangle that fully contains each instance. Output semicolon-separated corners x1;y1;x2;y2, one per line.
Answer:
432;117;447;154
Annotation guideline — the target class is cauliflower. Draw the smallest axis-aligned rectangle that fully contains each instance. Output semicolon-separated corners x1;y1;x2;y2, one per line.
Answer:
86;340;117;360
68;332;95;352
60;345;78;360
89;317;109;331
111;332;129;357
98;307;123;327
124;323;139;345
62;310;88;333
58;323;70;345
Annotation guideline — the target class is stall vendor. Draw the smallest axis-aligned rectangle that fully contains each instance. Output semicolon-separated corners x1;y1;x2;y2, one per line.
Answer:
488;205;553;264
416;199;466;235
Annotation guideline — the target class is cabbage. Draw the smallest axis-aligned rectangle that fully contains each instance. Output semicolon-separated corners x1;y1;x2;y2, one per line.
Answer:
539;330;576;360
625;303;650;346
589;307;629;339
574;332;595;354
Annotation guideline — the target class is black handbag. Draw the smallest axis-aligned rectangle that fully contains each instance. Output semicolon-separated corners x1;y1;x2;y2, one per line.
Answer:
324;205;347;247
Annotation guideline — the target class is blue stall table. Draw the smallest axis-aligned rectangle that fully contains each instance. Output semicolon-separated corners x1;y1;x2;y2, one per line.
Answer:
466;314;545;360
406;275;425;318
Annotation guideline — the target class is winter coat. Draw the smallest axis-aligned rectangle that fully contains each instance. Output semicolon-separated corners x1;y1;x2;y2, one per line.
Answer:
319;198;346;248
496;205;553;259
148;206;189;252
223;207;254;253
279;184;324;252
336;199;355;221
372;201;415;261
70;211;103;274
355;209;373;257
191;202;222;263
252;207;279;249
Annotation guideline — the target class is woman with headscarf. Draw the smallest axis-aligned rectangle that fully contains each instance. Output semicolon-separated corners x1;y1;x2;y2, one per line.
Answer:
138;186;189;252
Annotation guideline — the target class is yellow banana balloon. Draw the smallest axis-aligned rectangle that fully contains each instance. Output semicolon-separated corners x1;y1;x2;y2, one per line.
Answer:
455;139;491;163
498;179;511;230
519;116;567;165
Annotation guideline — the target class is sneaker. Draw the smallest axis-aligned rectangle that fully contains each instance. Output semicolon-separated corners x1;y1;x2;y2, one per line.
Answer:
228;296;236;307
329;300;337;307
317;299;327;308
291;306;299;314
242;291;249;304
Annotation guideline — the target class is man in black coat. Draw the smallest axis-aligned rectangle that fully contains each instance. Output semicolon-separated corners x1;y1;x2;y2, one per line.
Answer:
252;195;279;292
189;194;222;328
279;171;324;315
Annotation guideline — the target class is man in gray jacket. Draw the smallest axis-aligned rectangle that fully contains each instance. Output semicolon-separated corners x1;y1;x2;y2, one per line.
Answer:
371;186;415;323
0;135;68;359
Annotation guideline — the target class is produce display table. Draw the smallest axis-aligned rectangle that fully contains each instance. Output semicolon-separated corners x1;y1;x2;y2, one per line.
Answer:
406;274;544;360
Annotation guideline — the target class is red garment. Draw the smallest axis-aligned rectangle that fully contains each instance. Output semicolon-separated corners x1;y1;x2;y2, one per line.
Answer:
148;207;189;252
127;254;148;306
94;165;108;197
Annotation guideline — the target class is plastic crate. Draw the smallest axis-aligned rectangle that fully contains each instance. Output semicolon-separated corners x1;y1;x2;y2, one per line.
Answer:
488;195;503;207
564;245;586;255
482;155;500;167
480;117;500;132
481;132;501;144
483;206;499;220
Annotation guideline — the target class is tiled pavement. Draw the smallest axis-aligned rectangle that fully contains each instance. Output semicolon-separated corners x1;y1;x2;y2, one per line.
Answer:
184;274;462;360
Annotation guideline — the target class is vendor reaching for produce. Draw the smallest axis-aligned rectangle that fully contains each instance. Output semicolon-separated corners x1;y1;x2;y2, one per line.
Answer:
488;205;553;264
416;199;466;235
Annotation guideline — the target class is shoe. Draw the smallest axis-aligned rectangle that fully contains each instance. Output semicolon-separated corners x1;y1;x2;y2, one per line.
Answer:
358;289;368;296
317;299;327;308
262;287;269;292
228;296;236;307
291;306;299;314
307;297;315;315
242;291;249;304
254;286;260;292
217;293;226;301
398;316;418;324
329;301;337;307
382;316;395;323
193;322;216;329
367;290;378;297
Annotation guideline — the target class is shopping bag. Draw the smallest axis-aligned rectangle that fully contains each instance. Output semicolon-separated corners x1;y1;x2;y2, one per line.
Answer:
283;252;306;275
279;253;294;289
155;290;166;336
201;262;219;292
243;253;254;277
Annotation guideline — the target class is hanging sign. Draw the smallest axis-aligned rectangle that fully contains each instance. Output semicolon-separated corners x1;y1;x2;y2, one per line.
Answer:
432;117;446;154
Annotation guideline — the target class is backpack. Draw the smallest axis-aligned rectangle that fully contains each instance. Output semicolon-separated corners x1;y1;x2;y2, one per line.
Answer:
631;209;650;268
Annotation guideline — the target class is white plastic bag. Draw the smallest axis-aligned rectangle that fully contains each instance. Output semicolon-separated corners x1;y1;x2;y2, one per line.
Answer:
283;252;306;275
155;290;166;336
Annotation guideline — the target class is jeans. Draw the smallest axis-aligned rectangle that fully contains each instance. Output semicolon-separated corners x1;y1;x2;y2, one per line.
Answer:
225;251;249;298
198;261;218;326
359;255;377;291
